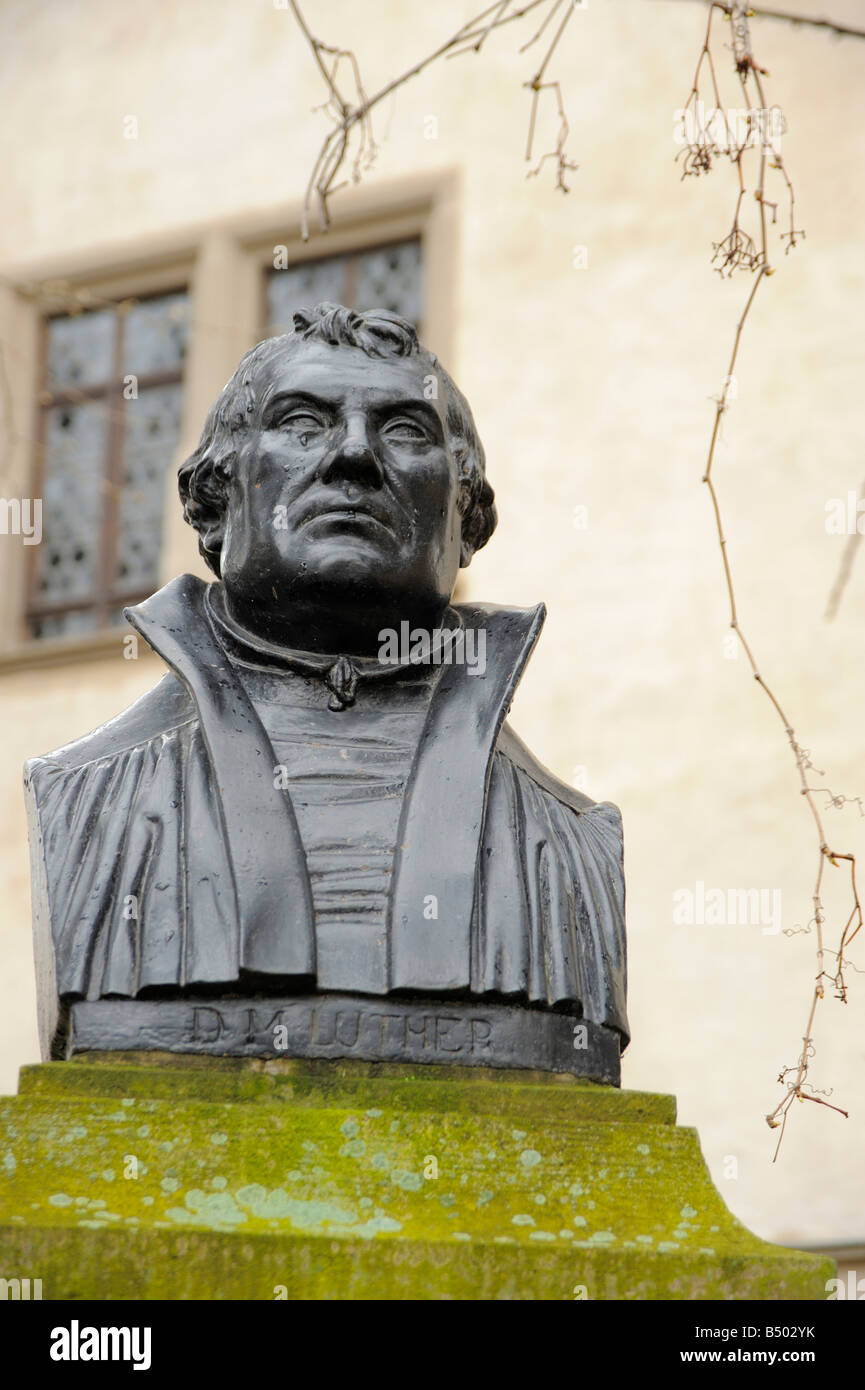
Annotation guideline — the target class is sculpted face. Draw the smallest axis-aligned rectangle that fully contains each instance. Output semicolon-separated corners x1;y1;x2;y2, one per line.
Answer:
218;340;463;655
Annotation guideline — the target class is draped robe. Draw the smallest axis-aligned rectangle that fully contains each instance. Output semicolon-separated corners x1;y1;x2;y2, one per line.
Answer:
25;575;628;1059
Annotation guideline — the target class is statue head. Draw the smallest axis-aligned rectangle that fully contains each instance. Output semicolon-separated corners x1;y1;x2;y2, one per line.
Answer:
178;303;496;653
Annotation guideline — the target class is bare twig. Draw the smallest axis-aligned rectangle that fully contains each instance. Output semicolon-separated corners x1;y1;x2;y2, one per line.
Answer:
679;3;861;1153
649;0;865;44
717;2;865;44
288;0;579;238
523;0;579;188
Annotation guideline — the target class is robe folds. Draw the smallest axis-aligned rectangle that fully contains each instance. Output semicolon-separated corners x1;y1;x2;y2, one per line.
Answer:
25;575;628;1057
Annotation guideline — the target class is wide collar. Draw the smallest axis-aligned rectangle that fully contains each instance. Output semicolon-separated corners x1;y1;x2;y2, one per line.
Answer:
125;575;546;992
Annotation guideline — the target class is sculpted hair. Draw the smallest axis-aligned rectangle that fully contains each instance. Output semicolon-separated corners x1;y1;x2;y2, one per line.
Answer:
177;302;497;577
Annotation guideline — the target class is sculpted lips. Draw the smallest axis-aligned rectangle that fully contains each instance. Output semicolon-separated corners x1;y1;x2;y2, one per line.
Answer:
296;495;400;536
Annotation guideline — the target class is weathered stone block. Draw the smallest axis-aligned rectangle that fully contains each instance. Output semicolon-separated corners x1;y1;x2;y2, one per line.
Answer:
0;1056;833;1300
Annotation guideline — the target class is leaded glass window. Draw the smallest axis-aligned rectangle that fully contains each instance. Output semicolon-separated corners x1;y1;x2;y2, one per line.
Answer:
266;239;422;338
29;289;188;639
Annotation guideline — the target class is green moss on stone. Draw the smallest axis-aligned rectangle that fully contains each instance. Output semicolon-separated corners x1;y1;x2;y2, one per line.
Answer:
0;1059;834;1301
18;1056;678;1125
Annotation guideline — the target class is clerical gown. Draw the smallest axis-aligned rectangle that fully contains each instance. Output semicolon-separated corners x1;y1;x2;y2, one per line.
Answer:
24;575;628;1057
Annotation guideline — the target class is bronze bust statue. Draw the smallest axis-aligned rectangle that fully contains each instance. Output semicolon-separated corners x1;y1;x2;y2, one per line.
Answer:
25;303;628;1080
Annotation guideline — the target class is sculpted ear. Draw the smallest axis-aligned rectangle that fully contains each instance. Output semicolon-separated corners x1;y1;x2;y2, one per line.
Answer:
179;451;234;579
199;513;226;560
459;477;497;568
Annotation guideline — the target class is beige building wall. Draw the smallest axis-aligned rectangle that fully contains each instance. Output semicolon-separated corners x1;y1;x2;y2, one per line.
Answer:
1;0;863;1261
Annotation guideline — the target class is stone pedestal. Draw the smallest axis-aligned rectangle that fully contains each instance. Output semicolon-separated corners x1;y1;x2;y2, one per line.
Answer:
0;1055;832;1300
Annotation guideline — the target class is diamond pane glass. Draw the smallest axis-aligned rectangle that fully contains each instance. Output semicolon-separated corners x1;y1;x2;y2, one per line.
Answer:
356;240;422;324
115;382;184;595
123;292;189;377
46;309;114;391
266;256;348;336
37;401;108;604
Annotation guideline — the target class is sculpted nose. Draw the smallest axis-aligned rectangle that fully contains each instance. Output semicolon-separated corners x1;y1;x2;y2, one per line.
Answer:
320;421;384;490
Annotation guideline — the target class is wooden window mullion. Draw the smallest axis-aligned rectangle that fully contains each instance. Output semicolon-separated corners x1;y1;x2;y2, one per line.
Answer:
26;314;50;642
97;310;126;629
343;253;358;311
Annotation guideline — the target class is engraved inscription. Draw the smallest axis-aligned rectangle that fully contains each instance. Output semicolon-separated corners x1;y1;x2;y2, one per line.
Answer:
66;995;619;1083
186;1000;496;1060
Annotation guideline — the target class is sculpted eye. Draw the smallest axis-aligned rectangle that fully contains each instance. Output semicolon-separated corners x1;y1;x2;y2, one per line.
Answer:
282;411;323;432
381;416;429;442
279;410;326;445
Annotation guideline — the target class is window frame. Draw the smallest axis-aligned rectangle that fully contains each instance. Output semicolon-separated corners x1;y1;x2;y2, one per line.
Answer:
27;286;189;638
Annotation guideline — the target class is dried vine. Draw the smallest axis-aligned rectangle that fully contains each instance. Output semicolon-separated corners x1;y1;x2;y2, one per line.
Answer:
677;1;862;1156
288;0;580;238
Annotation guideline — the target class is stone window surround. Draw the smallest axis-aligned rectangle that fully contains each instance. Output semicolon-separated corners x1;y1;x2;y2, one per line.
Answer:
0;169;458;672
30;288;189;640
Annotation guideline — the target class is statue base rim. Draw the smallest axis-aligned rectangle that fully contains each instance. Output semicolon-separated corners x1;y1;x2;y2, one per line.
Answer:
61;992;622;1084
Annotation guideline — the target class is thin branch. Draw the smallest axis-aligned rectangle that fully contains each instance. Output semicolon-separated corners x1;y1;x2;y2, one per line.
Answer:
679;2;861;1154
288;0;578;238
651;0;865;44
724;1;865;43
519;0;566;53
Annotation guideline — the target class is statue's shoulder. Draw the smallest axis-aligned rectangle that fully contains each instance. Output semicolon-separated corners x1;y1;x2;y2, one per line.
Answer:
452;597;618;824
26;574;213;781
495;720;602;817
25;672;195;778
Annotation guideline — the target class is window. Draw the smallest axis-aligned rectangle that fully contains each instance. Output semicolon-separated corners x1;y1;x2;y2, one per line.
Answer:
265;238;422;338
29;289;189;640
